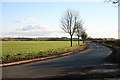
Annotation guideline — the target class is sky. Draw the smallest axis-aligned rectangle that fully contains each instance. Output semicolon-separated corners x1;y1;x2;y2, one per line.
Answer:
1;0;118;38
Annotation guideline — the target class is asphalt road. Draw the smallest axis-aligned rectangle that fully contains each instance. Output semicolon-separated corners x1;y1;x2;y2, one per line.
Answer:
2;42;120;79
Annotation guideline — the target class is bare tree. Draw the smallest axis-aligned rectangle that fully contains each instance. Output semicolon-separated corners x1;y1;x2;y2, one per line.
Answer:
81;31;87;43
75;20;84;45
60;9;80;47
105;0;120;6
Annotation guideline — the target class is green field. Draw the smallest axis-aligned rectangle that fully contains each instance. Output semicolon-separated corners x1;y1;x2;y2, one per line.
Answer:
1;41;84;63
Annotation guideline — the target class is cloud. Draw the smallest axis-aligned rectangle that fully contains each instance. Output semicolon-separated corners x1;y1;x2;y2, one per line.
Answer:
4;24;68;37
87;31;118;39
16;18;38;24
2;18;68;38
16;25;42;31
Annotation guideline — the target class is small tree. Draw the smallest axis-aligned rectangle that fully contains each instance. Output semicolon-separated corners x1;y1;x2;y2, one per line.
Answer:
60;9;80;47
81;31;87;43
75;20;84;45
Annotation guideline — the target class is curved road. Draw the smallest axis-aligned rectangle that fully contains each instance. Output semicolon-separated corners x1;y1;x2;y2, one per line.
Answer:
2;42;120;79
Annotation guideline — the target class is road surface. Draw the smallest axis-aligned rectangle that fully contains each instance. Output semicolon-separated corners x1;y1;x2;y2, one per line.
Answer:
2;42;120;79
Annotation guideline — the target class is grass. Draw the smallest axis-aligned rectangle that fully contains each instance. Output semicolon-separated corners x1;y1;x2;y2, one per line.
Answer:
113;46;120;63
105;44;120;63
95;40;120;63
1;41;84;63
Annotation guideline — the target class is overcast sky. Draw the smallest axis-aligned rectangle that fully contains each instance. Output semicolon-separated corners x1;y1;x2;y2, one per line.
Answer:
1;0;118;38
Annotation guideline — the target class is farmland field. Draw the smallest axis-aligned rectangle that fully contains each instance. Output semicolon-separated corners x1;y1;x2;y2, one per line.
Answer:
1;41;84;63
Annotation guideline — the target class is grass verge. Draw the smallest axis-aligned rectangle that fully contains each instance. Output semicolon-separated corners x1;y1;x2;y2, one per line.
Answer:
94;41;120;63
1;41;87;64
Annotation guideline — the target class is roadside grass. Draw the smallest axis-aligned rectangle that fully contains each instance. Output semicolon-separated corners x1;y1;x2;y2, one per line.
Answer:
1;41;85;63
105;45;120;63
94;40;120;63
113;47;120;62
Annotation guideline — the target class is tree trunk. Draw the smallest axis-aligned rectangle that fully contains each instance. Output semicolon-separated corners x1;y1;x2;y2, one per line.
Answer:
78;36;79;46
83;39;84;43
70;35;72;47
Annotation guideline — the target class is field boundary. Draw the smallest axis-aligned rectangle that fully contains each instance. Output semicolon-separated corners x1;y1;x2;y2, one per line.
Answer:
1;44;89;67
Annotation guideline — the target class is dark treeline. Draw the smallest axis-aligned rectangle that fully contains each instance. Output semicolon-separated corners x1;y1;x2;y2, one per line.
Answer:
93;39;120;47
1;37;81;41
1;37;118;45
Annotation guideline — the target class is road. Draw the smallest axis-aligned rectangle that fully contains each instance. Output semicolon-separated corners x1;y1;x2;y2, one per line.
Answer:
2;42;120;79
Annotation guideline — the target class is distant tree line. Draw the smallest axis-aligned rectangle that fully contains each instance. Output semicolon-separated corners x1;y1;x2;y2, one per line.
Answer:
1;37;83;41
93;39;120;47
1;37;116;41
